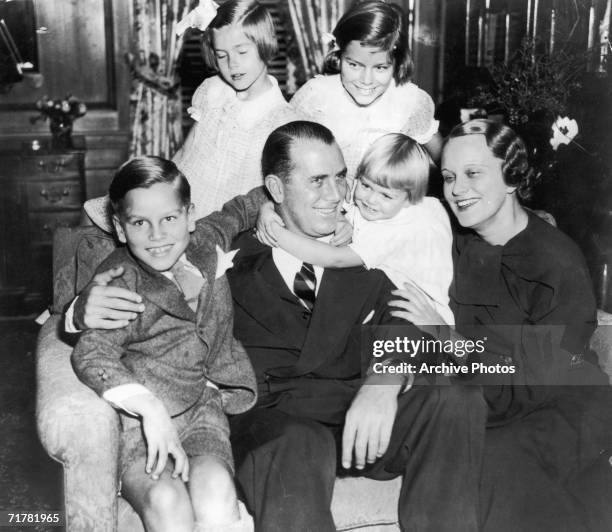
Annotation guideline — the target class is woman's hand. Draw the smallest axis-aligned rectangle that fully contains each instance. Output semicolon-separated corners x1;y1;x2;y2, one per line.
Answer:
330;216;353;247
256;201;284;247
388;280;446;333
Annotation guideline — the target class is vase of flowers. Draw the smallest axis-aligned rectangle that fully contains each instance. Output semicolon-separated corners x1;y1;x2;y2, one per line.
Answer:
30;95;87;149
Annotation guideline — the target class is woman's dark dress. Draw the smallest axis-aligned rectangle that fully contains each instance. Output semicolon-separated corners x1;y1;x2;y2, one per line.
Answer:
451;212;612;532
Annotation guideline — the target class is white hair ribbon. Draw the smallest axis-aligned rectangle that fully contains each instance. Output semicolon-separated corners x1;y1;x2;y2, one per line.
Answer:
321;31;339;52
176;0;219;36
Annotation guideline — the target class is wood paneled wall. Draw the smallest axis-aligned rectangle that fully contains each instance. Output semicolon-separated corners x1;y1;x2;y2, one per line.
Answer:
0;0;132;199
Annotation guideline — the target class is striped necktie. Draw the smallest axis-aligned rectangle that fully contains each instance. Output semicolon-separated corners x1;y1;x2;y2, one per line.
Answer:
171;262;204;312
293;262;317;312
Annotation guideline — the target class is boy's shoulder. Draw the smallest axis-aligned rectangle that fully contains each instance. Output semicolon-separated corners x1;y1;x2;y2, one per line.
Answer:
95;247;143;288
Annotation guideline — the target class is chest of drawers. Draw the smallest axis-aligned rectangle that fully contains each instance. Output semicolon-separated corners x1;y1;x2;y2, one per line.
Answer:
0;137;86;314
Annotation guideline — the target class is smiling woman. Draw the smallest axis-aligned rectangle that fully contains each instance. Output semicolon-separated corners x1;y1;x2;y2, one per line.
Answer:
389;118;612;531
441;121;531;245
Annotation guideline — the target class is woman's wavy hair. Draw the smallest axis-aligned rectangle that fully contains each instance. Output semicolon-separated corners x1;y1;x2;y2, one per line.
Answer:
203;0;278;70
323;0;413;85
446;119;535;201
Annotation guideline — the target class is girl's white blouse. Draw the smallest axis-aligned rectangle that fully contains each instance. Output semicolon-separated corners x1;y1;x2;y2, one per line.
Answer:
291;74;439;180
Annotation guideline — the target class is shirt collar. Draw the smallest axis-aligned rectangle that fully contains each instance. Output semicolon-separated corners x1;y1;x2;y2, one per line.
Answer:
160;254;200;281
272;235;331;296
227;75;285;124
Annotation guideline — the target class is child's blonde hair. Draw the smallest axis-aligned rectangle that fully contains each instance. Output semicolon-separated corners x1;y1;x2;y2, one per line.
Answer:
356;133;430;204
203;0;278;69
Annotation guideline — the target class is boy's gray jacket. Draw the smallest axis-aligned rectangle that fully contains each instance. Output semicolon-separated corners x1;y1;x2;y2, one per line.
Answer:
71;242;257;417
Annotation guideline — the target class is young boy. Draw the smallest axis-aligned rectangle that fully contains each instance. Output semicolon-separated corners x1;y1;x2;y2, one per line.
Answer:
71;156;256;532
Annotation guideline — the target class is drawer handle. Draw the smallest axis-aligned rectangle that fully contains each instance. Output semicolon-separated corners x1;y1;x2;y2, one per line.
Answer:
37;159;67;173
40;186;70;203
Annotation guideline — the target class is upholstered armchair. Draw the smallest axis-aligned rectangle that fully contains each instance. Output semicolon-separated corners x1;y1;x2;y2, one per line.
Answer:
36;226;404;532
36;226;612;531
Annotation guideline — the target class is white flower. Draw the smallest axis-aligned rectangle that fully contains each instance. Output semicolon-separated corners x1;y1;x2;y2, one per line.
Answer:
175;0;219;36
550;116;579;151
215;246;238;279
460;108;481;123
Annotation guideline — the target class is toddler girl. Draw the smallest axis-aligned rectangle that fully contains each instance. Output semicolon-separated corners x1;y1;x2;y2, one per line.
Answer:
259;133;454;325
291;0;442;187
173;0;297;218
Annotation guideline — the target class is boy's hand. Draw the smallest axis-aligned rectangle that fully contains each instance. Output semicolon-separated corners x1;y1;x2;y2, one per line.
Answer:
140;398;189;482
330;216;353;247
74;266;144;330
256;201;284;247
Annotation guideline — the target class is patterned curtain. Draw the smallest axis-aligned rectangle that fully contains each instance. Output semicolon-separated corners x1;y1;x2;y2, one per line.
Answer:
129;0;191;158
286;0;345;79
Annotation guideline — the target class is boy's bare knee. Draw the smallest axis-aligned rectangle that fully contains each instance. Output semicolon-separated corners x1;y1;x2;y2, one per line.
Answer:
144;480;191;518
190;456;239;524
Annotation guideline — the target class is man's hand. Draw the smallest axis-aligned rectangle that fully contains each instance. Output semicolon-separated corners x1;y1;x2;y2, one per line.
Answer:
138;397;190;482
74;266;144;330
342;383;400;470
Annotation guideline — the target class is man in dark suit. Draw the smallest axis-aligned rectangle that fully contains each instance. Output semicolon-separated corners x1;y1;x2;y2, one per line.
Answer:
219;122;486;532
74;121;487;532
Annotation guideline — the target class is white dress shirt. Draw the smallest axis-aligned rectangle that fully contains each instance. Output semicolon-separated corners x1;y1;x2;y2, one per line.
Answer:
272;245;324;307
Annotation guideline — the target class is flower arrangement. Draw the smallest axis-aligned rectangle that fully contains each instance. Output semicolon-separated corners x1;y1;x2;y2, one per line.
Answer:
30;94;87;147
31;94;87;126
30;94;87;139
467;39;588;182
468;39;583;127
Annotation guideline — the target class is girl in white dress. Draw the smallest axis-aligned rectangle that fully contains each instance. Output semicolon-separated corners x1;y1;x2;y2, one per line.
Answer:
173;0;297;218
84;0;297;227
291;0;442;186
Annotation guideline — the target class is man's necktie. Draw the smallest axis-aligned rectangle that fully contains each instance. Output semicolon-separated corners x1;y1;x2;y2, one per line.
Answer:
171;262;204;312
293;262;317;312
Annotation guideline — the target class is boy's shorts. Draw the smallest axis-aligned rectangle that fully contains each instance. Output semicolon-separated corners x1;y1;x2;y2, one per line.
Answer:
118;386;233;478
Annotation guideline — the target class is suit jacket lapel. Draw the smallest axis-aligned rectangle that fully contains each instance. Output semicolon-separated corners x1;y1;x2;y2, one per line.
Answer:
137;264;195;322
185;240;216;320
228;248;305;349
286;267;375;377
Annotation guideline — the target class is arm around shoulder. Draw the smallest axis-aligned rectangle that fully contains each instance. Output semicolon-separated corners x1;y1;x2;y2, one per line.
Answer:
192;186;270;251
275;225;363;268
